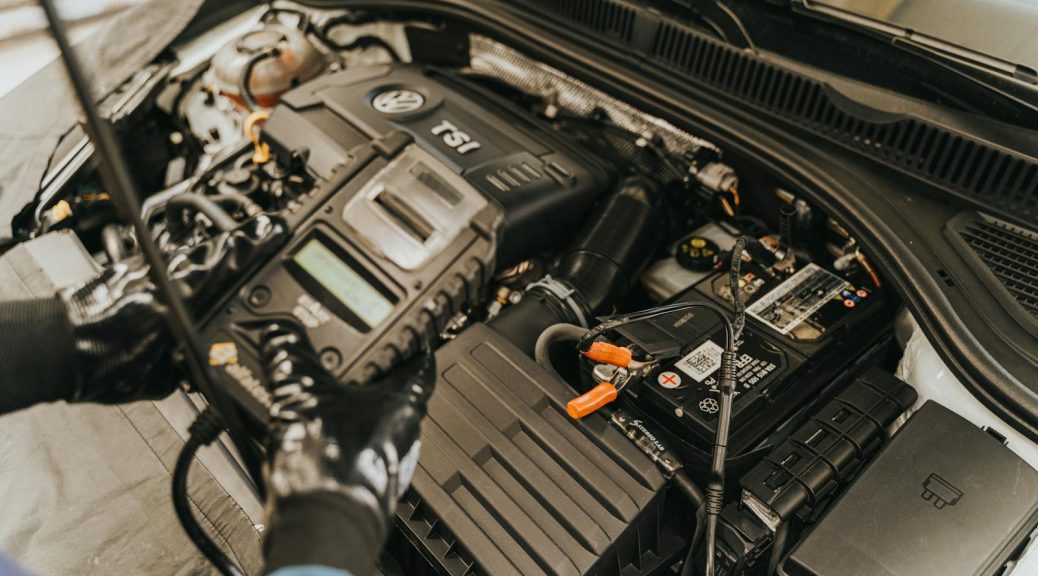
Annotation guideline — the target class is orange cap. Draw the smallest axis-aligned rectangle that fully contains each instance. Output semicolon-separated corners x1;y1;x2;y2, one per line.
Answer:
581;342;633;367
566;382;619;419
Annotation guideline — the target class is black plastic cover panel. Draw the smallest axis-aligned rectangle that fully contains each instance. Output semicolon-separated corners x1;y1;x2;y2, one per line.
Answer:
398;323;671;576
262;64;612;266
780;401;1038;576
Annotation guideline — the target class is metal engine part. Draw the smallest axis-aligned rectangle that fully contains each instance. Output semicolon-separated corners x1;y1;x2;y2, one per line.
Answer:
469;35;718;160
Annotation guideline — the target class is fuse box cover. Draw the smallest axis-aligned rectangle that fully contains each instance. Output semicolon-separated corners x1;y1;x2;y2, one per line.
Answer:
779;401;1038;576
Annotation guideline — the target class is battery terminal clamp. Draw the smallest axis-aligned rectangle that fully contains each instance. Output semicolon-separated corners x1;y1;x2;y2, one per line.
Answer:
579;341;656;371
566;363;635;419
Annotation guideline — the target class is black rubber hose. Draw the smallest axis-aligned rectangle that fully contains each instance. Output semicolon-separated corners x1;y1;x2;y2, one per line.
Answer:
172;409;246;576
208;190;262;218
490;176;661;353
166;193;239;234
673;470;705;509
240;47;281;111
554;175;661;313
534;323;588;381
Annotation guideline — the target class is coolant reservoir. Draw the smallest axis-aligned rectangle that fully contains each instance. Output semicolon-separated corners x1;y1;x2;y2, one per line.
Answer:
210;21;325;109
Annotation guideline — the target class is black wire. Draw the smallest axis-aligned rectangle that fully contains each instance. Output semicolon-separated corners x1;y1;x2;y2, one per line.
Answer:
680;506;708;576
315;15;401;62
172;408;246;576
701;236;749;576
670;471;706;576
240;47;281;111
730;236;748;340
767;523;790;575
579;299;735;353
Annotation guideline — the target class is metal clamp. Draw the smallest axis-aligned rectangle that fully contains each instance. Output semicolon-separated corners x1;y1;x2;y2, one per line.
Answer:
527;274;589;328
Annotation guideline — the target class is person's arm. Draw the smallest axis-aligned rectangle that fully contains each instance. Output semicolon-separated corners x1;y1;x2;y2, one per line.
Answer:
0;297;78;415
0;258;176;416
0;218;288;417
257;323;435;576
263;493;379;575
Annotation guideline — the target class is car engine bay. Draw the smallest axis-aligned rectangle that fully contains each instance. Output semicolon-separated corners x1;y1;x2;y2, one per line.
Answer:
6;3;1038;576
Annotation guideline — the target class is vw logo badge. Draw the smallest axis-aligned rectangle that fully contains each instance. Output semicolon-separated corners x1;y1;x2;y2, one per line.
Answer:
372;89;424;113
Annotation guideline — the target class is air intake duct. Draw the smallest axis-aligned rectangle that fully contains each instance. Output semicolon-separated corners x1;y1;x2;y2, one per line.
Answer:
491;176;661;353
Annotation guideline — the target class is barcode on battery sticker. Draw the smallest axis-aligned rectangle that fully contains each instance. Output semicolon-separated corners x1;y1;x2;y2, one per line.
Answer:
746;263;849;335
676;340;724;382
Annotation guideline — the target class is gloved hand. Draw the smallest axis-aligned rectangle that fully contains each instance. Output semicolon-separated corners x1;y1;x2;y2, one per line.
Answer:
61;256;178;404
258;322;436;576
59;214;287;406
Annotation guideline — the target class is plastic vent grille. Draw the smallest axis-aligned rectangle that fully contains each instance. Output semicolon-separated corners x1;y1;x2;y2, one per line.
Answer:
527;0;636;43
955;215;1038;318
529;0;1038;223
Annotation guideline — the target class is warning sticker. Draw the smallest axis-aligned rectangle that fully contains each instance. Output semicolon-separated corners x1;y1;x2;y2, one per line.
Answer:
676;340;724;382
747;263;849;335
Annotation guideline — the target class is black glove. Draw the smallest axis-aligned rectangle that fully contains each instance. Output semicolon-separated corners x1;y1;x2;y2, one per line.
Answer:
258;322;436;576
58;214;287;406
61;256;178;404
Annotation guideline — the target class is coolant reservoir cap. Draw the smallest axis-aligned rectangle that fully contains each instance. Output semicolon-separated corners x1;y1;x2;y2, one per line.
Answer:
676;235;720;271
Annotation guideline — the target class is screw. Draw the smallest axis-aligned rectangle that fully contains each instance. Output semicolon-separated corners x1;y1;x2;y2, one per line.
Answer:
320;348;342;370
248;286;271;308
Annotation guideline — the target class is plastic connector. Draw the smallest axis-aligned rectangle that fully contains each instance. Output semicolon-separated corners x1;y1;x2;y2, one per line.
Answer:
581;341;633;367
567;382;618;419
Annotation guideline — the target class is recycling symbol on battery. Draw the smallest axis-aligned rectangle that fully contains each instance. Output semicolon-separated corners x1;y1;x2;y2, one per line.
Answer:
699;398;720;414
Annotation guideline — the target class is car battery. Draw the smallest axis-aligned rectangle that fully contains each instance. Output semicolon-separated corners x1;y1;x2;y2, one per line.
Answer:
614;259;891;454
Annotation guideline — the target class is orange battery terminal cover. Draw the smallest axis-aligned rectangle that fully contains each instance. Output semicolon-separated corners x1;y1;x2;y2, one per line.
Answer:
566;382;619;419
581;342;633;367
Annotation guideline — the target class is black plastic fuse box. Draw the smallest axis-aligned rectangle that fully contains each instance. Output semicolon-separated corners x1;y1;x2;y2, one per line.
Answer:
740;368;918;522
710;369;918;575
779;401;1038;576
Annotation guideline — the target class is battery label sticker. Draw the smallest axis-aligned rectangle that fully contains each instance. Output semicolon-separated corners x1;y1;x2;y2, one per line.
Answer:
676;339;725;382
747;263;849;335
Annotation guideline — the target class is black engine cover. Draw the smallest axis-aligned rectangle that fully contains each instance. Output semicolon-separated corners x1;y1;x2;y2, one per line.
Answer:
396;323;683;576
262;64;613;266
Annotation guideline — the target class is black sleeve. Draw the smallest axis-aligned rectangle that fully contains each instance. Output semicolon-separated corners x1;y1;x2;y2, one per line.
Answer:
262;492;382;576
0;297;78;415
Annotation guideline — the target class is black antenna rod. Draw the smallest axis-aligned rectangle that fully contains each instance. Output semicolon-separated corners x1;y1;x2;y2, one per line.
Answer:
37;0;265;486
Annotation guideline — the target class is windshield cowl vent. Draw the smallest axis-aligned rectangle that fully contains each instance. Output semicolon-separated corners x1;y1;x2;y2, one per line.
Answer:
527;0;1038;226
